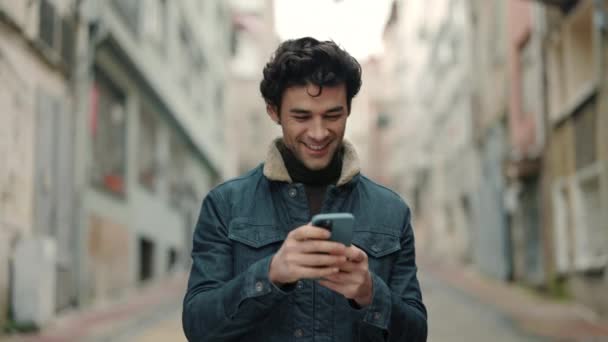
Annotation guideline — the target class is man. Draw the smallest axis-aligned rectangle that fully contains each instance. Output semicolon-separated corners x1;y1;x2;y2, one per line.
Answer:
183;37;427;341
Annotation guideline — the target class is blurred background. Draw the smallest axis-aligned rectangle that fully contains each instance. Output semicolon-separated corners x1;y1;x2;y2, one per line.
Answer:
1;0;607;341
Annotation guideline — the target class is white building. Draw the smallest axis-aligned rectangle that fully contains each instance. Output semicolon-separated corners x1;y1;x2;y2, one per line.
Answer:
0;0;231;326
387;0;479;263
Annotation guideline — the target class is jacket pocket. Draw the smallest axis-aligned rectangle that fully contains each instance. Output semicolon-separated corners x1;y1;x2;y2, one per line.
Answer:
352;230;401;281
228;218;286;274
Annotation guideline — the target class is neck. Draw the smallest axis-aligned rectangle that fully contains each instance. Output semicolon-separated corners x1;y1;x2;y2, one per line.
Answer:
276;140;343;186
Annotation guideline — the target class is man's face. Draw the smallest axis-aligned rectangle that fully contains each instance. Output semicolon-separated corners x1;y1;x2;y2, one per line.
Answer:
268;83;348;171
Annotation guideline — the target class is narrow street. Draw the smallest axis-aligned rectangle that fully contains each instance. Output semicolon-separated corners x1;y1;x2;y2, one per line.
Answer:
6;262;606;341
110;271;543;342
110;308;183;342
421;272;541;342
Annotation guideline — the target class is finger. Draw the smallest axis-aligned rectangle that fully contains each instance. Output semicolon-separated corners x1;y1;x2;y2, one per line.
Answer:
340;260;369;273
294;265;340;279
322;271;360;284
298;240;347;255
338;261;363;273
290;225;331;241
294;253;347;267
346;246;367;263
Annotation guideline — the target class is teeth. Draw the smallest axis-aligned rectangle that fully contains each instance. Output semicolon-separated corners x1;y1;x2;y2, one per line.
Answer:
307;144;327;151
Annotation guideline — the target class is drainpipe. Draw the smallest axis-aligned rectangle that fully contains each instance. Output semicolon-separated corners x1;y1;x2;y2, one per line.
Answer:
72;0;108;307
594;0;606;90
532;1;551;288
592;0;608;258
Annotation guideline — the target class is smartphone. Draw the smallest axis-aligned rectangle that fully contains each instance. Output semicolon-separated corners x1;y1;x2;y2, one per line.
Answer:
311;213;354;246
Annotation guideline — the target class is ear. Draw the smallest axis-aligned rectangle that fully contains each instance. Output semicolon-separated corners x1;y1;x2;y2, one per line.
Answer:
266;104;281;125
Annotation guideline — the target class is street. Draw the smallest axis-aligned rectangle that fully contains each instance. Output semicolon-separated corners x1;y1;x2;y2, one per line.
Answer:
6;262;606;342
421;273;541;342
112;310;183;342
113;271;542;342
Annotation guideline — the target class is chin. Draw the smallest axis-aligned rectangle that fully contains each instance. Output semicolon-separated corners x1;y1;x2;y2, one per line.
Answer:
304;159;331;171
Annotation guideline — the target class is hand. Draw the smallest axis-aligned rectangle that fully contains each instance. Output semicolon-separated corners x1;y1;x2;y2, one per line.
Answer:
269;224;348;285
317;245;373;307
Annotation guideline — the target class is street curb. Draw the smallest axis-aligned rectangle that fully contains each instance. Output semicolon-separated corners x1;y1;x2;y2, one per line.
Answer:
0;273;187;342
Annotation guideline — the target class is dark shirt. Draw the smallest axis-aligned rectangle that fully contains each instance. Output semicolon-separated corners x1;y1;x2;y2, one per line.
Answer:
276;141;343;217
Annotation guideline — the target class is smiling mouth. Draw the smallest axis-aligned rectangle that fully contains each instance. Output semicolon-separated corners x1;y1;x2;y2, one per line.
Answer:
303;142;330;151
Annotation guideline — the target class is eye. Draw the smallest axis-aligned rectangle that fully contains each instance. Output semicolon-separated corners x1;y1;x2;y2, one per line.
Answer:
291;114;312;122
325;115;342;121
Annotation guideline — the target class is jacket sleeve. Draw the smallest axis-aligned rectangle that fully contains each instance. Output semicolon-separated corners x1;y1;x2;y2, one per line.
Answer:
182;190;292;341
355;210;428;341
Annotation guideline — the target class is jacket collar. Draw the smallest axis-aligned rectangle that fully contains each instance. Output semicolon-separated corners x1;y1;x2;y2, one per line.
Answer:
263;138;361;186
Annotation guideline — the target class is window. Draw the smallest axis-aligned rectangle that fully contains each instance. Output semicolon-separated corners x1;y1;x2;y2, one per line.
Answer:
377;113;390;129
61;17;75;67
167;135;188;208
230;27;238;56
520;37;536;117
167;248;179;272
139;237;155;283
90;71;127;196
575;175;606;268
37;0;75;68
39;0;56;48
552;181;573;273
547;38;567;121
574;98;597;170
563;1;594;105
137;103;159;192
179;22;205;95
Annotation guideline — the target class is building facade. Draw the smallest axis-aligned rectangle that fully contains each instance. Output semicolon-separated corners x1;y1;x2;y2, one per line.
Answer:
0;0;230;327
0;0;80;324
534;0;608;315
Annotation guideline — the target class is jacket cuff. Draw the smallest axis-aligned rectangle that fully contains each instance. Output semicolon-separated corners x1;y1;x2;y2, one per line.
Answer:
360;272;391;330
224;255;292;320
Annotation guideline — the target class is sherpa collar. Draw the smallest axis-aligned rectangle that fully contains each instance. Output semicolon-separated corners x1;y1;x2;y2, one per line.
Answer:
263;138;361;186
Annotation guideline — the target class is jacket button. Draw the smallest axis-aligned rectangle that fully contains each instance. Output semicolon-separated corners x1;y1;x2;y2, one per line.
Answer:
294;328;303;338
296;281;304;289
255;281;264;292
371;244;381;253
374;312;382;320
288;188;297;198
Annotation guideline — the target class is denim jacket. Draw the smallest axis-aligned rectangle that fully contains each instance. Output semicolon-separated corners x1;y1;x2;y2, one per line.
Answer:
182;140;427;341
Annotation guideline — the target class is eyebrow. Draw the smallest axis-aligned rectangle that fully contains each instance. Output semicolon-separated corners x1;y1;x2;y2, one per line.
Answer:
289;106;345;115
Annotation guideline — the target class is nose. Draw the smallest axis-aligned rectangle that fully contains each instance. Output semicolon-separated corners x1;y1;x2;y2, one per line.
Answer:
308;117;329;141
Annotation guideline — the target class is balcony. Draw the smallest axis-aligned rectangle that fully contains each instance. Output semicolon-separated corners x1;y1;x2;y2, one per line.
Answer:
528;0;579;12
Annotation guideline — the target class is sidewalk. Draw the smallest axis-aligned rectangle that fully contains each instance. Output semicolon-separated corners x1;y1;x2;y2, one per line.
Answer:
0;273;187;342
3;260;608;341
420;256;608;341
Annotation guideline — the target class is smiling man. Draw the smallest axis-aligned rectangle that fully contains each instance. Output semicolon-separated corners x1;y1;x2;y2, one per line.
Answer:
182;37;427;342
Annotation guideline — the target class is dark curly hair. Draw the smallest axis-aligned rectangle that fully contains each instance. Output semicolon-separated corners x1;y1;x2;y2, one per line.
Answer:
260;37;362;113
